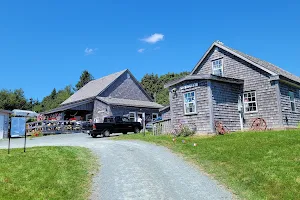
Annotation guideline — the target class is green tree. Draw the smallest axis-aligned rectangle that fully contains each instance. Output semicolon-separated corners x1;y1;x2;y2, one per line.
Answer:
33;85;74;112
140;71;189;105
0;89;30;110
50;88;57;99
75;70;94;91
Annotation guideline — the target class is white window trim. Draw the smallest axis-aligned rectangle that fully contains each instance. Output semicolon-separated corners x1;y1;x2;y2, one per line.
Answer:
152;113;158;121
289;91;296;112
243;91;258;113
211;59;224;76
129;112;136;122
183;91;197;115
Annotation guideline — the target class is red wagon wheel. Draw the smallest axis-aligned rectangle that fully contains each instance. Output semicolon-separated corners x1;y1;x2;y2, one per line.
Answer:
215;121;230;135
251;118;267;131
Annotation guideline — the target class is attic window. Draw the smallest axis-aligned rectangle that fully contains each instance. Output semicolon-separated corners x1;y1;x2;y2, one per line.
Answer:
212;59;223;76
127;73;130;79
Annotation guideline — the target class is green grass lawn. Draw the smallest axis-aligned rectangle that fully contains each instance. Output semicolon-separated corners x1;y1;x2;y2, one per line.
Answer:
0;146;97;200
116;130;300;200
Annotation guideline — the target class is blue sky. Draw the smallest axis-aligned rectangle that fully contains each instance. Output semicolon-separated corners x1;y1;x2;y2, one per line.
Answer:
1;0;299;100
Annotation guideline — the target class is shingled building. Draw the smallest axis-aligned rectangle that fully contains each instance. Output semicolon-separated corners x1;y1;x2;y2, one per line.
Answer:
44;69;163;123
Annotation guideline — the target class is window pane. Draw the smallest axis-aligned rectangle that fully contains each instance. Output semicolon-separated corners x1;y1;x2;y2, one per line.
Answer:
244;91;257;112
291;102;295;111
289;91;295;101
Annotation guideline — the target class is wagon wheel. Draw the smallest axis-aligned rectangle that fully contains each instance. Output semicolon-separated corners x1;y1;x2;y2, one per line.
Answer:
215;121;230;135
251;118;267;131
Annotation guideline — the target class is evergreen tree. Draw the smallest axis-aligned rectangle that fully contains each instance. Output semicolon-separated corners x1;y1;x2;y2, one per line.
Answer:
75;70;94;91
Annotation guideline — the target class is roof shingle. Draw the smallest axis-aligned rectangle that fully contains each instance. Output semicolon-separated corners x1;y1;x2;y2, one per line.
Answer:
218;42;300;83
62;69;127;105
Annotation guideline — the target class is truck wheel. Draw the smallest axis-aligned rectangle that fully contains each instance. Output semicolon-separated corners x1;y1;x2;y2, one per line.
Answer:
103;130;110;137
91;134;97;138
134;127;140;134
122;132;127;135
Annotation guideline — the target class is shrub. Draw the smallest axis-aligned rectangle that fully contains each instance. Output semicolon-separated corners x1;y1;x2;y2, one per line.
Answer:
31;130;43;138
177;125;196;137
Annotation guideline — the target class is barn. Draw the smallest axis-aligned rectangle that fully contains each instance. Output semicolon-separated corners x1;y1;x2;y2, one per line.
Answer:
44;69;163;124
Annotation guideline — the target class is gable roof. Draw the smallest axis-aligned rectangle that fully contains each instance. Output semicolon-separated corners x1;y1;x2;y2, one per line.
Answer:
97;97;163;109
191;41;300;84
62;69;127;105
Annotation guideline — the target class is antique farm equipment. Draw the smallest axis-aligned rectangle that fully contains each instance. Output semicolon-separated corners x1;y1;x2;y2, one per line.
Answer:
215;121;230;135
251;118;267;131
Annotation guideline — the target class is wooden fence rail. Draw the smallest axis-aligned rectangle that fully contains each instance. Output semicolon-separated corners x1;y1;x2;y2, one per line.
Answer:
152;118;172;136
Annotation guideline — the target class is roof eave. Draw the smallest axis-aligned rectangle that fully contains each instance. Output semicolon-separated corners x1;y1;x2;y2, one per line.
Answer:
165;74;244;88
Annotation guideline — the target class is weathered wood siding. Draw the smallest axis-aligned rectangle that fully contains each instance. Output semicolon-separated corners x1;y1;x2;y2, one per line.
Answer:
193;47;281;129
100;72;151;101
160;107;171;120
279;82;300;127
93;100;112;123
211;81;242;131
170;80;211;133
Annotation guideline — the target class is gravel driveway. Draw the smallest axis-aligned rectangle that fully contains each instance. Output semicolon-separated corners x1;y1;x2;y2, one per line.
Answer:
0;133;233;200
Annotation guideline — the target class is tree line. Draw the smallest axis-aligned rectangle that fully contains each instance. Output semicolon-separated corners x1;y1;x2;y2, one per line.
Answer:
0;70;188;112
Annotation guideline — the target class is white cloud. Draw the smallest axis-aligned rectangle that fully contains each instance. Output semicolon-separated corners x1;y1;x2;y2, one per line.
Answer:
141;33;164;44
84;48;97;56
137;48;145;53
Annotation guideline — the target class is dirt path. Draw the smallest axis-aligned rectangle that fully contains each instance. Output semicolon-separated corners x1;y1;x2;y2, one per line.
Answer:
0;134;232;200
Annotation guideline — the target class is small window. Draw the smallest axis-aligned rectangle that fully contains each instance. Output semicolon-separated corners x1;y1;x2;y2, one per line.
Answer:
289;91;296;112
152;113;158;121
129;112;136;122
184;91;196;114
243;91;258;113
212;59;223;76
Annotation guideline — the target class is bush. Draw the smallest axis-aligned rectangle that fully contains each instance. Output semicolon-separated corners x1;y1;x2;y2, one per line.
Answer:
177;125;196;137
30;130;43;138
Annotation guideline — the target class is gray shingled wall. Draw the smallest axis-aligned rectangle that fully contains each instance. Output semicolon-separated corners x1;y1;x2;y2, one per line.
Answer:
161;108;171;120
194;47;281;129
100;72;150;101
211;81;242;131
93;100;112;123
279;82;300;127
170;80;211;133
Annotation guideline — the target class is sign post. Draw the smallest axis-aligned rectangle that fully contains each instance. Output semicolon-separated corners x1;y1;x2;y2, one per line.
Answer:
8;131;11;154
142;113;146;136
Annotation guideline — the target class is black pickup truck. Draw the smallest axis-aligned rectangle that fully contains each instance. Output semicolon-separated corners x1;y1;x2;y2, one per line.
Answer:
90;116;142;138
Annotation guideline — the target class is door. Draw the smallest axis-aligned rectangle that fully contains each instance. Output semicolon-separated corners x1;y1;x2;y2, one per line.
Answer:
0;115;4;139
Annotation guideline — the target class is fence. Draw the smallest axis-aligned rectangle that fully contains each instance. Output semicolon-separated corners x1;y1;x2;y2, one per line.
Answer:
152;118;172;135
26;120;90;135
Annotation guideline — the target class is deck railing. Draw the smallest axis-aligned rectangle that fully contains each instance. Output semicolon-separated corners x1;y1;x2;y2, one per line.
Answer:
26;120;90;135
152;118;172;135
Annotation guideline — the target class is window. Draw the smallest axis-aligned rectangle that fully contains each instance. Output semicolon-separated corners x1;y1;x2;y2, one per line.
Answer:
289;91;296;112
212;59;223;76
152;113;158;121
122;117;129;122
243;91;258;113
184;91;196;114
129;112;136;122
